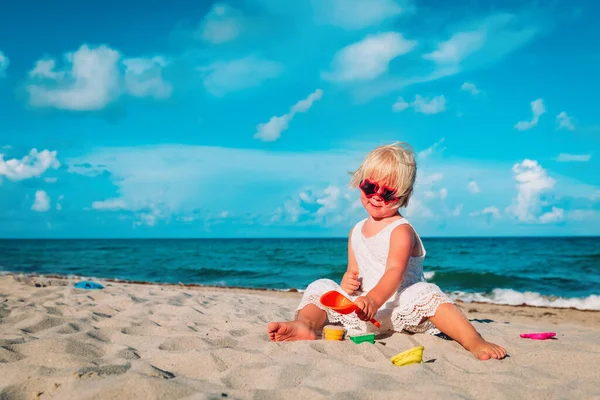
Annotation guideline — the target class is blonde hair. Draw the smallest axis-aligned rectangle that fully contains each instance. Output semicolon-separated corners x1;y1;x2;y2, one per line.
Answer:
349;142;416;208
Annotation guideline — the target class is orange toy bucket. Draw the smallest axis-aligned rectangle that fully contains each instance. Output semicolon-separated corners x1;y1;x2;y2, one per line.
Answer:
320;290;381;328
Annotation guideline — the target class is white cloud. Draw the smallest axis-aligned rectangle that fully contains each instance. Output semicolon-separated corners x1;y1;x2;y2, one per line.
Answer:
421;188;448;200
467;180;480;193
123;56;172;99
418;138;445;159
0;51;9;77
461;82;480;95
470;206;501;219
392;97;409;112
322;32;417;82
44;177;58;183
556;111;575;131
0;149;60;182
404;197;433;219
452;204;463;216
567;209;598;221
254;89;323;142
27;45;170;110
393;95;446;114
91;198;128;211
278;185;347;224
506;159;558;223
200;56;283;96
556;153;591;162
439;188;448;200
423;190;436;199
412;95;446;114
424;31;486;65
424;14;540;74
316;185;341;217
538;207;564;224
352;13;542;102
515;98;545;131
197;3;244;44
418;172;444;185
67;144;365;224
32;190;50;212
27;45;121;110
312;0;408;30
56;195;64;211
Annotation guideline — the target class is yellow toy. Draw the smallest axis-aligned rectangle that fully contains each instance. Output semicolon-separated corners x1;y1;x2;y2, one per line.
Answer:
323;325;345;341
390;346;424;366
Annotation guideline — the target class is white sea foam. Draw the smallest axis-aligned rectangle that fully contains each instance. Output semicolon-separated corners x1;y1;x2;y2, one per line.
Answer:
424;271;435;280
450;288;600;311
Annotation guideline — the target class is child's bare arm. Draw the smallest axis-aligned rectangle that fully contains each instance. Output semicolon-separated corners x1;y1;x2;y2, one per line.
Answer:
355;225;413;317
340;228;360;294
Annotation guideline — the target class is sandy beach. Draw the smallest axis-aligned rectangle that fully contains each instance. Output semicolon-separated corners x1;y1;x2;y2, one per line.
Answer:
1;274;599;400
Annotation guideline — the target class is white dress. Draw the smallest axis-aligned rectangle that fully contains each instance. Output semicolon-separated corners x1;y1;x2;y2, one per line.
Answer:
295;217;454;335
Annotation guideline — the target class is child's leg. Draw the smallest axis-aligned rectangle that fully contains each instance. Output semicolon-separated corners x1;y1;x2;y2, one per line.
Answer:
428;303;507;360
268;304;327;342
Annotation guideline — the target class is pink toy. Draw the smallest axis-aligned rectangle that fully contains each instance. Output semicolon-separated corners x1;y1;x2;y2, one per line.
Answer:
520;332;556;340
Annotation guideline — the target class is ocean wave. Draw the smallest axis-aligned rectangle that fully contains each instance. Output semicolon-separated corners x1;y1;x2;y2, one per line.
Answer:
424;271;435;280
450;288;600;311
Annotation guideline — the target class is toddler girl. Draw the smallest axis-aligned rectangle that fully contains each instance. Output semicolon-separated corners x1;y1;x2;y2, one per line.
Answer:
268;142;506;360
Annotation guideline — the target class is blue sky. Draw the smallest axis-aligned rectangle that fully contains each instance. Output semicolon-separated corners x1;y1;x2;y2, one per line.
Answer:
0;0;599;238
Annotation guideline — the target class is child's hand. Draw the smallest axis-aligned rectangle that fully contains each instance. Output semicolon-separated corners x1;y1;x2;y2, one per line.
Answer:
340;271;361;295
354;295;377;321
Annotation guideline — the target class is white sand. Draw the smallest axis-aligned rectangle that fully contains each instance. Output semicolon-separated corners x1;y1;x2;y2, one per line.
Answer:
1;274;599;399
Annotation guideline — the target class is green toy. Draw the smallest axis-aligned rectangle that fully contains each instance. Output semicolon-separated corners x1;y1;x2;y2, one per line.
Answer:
349;333;375;344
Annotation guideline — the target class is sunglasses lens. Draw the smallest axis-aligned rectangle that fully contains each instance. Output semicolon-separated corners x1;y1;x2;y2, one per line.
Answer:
360;181;377;195
381;188;397;202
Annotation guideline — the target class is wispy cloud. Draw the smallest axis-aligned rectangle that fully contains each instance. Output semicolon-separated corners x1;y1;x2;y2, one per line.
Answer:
353;12;543;102
91;198;128;211
556;111;575;131
199;56;283;96
66;144;363;226
196;3;245;44
470;206;501;219
0;51;9;77
312;0;409;30
254;89;323;142
322;32;417;82
123;57;172;99
418;138;446;159
515;98;545;131
556;153;591;162
26;45;171;110
424;13;542;77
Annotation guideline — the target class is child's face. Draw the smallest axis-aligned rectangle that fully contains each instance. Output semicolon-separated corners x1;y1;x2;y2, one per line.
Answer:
359;179;400;219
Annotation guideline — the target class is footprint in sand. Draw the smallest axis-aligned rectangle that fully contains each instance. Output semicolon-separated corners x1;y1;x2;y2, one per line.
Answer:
21;316;65;333
57;323;82;334
86;329;111;343
229;329;249;337
116;347;141;360
158;336;211;352
0;345;25;363
76;362;131;378
65;339;106;358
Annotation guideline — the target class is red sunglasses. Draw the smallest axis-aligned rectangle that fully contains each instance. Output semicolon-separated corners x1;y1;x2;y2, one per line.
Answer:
359;179;400;204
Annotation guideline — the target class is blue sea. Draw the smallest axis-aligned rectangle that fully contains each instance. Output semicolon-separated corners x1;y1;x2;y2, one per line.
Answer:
1;237;599;310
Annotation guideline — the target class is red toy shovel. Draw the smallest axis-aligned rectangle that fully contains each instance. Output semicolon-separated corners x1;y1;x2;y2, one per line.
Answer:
320;290;381;328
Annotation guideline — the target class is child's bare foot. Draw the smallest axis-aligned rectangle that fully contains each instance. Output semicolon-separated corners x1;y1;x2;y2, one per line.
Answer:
465;337;507;360
267;321;317;341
